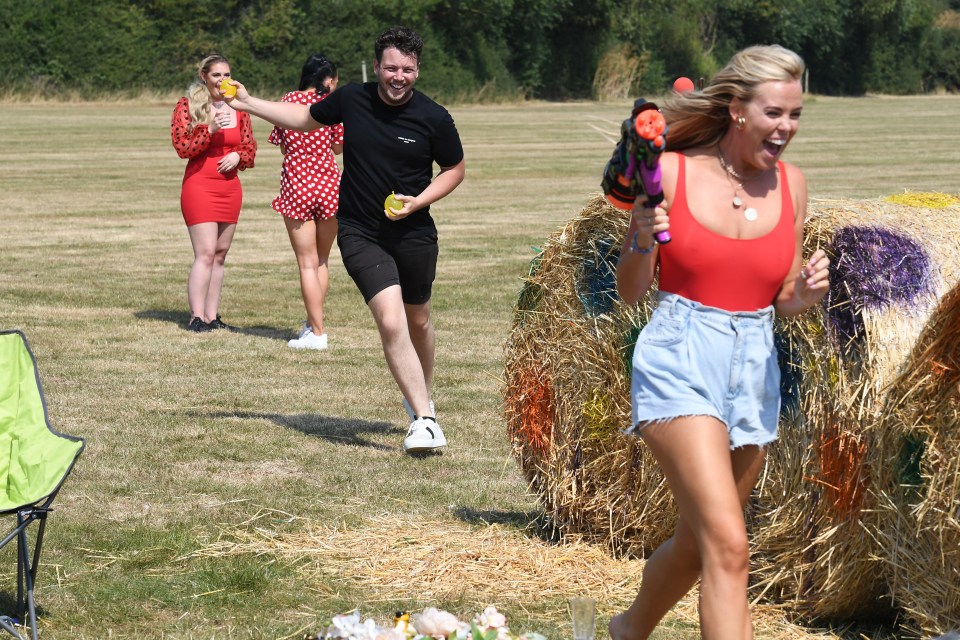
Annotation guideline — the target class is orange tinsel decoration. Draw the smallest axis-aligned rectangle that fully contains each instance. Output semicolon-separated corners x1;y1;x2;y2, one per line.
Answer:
505;367;554;455
815;422;869;519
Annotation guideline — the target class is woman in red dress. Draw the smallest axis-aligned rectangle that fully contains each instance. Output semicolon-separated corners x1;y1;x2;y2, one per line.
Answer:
171;54;257;332
268;54;343;350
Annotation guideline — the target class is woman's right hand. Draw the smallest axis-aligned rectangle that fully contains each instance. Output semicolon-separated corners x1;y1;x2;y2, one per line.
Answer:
618;197;668;304
630;198;670;249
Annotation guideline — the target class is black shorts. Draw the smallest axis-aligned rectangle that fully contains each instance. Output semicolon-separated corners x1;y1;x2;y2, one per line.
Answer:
337;225;439;305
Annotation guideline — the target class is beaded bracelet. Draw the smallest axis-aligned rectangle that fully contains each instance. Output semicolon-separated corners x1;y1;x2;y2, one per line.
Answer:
630;231;656;255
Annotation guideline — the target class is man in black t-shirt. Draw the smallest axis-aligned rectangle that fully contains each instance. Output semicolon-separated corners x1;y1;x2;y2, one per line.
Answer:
226;27;465;454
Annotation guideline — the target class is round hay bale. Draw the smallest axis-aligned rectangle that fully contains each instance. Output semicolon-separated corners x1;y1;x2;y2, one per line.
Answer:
504;193;960;625
749;198;960;621
878;281;960;638
503;194;675;553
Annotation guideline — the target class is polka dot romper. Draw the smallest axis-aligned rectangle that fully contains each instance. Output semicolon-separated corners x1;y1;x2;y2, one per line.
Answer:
268;90;343;221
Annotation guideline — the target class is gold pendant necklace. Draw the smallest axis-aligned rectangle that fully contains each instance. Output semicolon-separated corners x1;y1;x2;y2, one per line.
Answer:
718;149;761;221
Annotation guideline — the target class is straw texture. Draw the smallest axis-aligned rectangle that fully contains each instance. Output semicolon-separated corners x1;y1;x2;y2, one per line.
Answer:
185;510;868;639
504;195;675;554
750;198;960;623
879;280;960;637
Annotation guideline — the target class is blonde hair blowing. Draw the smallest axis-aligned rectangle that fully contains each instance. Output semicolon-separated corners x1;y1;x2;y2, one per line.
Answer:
662;45;805;151
184;54;230;132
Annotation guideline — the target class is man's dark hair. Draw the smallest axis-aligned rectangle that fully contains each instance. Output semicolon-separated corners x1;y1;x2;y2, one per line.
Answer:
374;26;424;64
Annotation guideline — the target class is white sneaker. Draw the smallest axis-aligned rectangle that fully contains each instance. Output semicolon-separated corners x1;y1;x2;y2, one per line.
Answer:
403;417;447;452
288;327;328;350
294;322;311;338
403;397;435;420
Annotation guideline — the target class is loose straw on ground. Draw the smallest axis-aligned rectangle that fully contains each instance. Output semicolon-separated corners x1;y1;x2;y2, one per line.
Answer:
183;509;861;639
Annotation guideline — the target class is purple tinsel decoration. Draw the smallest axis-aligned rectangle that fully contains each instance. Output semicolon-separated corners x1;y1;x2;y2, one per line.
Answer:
827;225;933;346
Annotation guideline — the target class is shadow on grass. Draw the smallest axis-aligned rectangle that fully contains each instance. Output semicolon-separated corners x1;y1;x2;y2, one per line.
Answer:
779;617;904;640
134;309;292;341
0;589;44;629
451;505;555;542
206;410;401;450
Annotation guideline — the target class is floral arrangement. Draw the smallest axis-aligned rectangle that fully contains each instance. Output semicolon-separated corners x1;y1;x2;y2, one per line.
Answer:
307;606;548;640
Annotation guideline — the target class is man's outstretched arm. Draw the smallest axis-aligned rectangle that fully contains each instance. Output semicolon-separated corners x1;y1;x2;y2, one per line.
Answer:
222;80;320;132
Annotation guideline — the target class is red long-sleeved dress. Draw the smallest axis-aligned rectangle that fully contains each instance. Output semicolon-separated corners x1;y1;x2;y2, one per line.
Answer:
171;97;257;226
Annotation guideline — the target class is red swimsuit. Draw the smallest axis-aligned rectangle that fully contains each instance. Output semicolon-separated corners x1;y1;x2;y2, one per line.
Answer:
657;154;796;312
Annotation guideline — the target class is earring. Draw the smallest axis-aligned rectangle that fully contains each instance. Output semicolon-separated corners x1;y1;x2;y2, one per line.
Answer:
736;116;746;131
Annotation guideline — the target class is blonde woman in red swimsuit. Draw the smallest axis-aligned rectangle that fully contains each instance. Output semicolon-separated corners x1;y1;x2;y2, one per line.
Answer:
268;54;343;350
611;45;831;640
171;54;257;333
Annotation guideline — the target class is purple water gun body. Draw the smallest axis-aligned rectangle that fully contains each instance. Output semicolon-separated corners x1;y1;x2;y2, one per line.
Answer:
601;98;671;244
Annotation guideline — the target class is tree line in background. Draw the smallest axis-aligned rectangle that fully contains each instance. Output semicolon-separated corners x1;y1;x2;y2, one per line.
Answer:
2;0;959;101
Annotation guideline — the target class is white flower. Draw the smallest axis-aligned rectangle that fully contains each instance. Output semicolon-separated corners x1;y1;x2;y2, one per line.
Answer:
326;610;362;639
374;628;406;640
325;610;397;640
318;607;545;640
474;606;508;632
455;620;472;640
411;607;461;638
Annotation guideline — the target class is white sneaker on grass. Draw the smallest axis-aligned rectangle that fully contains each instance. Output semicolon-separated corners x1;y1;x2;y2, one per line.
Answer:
288;325;328;350
403;397;435;420
403;417;447;453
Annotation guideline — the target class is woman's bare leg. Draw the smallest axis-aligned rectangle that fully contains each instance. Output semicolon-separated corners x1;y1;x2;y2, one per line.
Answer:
187;223;218;321
285;216;337;335
202;222;236;321
609;416;766;640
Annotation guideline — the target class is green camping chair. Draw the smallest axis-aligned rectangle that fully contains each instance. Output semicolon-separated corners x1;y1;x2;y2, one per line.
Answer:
0;330;85;640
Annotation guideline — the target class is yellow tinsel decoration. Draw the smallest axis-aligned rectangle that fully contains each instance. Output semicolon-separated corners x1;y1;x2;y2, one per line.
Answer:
582;388;616;441
884;191;960;209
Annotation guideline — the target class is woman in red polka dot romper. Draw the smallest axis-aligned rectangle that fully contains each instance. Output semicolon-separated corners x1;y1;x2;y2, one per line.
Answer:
268;54;344;350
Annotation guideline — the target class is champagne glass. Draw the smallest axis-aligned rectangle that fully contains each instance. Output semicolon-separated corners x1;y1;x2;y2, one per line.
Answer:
569;597;596;640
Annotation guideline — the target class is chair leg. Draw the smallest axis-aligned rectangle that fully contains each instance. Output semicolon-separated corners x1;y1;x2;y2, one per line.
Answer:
0;508;49;640
14;513;25;621
28;515;46;606
13;512;38;640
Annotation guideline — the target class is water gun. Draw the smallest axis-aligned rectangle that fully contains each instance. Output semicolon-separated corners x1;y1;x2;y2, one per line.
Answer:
601;78;695;244
601;99;670;244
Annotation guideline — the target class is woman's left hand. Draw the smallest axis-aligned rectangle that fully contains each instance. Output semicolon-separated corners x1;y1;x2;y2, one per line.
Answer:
217;152;240;173
796;248;830;305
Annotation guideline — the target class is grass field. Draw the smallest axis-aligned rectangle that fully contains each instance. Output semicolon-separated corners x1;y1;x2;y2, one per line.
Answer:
0;94;958;639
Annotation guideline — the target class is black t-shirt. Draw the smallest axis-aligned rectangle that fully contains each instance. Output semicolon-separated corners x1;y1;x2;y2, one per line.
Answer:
309;82;464;237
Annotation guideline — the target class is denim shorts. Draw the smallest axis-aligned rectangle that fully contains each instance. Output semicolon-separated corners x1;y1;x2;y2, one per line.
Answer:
628;292;781;449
